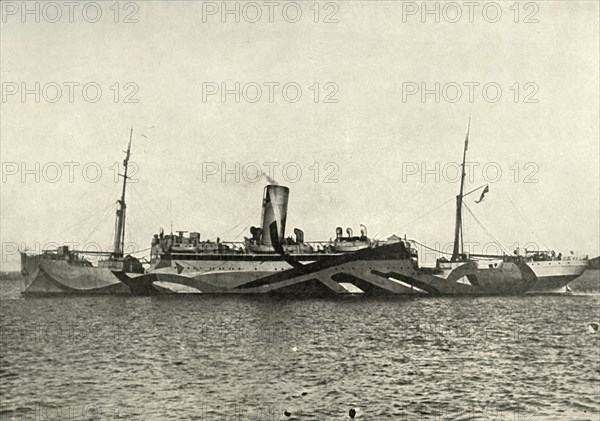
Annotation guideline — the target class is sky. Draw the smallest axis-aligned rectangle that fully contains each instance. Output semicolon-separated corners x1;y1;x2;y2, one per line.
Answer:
1;0;599;270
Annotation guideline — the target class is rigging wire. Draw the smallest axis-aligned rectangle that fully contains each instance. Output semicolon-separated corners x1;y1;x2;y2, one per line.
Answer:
373;182;430;239
131;185;165;227
39;200;116;246
409;239;454;256
217;209;262;241
464;193;471;252
393;195;455;234
501;187;551;251
231;223;253;243
81;203;118;247
408;238;501;260
147;188;171;219
126;211;133;254
129;247;151;255
463;202;511;255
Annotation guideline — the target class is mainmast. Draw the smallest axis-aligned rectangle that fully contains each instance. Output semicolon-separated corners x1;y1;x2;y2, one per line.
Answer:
451;118;470;262
113;127;133;258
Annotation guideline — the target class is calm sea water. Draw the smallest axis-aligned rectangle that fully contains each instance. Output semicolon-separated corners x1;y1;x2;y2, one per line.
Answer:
1;274;599;421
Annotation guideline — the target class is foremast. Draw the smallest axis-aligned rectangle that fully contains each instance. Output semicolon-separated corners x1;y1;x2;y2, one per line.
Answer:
451;118;470;262
113;127;133;259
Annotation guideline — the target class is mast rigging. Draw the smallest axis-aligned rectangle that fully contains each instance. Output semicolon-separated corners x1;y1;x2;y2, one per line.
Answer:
113;127;133;258
451;118;470;262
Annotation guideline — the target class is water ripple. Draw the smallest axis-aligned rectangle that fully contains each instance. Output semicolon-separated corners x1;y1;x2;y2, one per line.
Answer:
1;280;599;420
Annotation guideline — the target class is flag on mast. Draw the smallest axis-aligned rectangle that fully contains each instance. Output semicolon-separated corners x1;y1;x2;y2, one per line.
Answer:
475;185;490;203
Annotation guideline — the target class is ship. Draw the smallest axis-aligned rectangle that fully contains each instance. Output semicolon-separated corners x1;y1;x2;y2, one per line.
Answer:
20;122;586;296
20;128;145;295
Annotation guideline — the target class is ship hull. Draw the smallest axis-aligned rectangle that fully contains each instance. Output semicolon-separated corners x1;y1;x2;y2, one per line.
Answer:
21;254;137;295
21;248;585;296
116;243;536;296
525;260;588;293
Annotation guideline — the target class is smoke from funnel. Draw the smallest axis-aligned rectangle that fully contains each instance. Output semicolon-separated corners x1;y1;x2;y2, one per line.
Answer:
261;171;278;185
260;185;289;246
